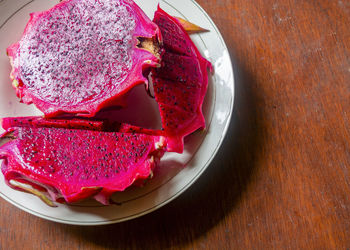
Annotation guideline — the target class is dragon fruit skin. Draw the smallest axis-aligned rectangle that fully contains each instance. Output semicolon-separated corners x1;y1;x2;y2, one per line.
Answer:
7;0;161;117
152;7;212;153
0;119;166;205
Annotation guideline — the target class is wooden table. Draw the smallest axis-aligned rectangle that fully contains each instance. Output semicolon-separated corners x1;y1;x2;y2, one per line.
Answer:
1;0;349;249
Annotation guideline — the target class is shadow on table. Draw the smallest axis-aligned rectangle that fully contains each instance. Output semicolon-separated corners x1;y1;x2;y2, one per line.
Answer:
58;55;266;249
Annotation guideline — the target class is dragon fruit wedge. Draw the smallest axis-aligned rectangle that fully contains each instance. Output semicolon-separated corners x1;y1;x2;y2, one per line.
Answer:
1;116;110;131
1;116;164;135
7;0;160;117
151;7;212;153
0;117;166;205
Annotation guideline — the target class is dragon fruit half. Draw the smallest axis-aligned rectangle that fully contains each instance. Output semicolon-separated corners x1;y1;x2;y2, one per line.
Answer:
0;117;166;205
151;7;212;153
7;0;160;117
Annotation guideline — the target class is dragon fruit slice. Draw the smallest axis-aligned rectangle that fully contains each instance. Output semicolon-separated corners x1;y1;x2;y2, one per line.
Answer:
1;116;163;136
1;116;109;131
0;118;166;205
7;0;160;117
151;7;212;153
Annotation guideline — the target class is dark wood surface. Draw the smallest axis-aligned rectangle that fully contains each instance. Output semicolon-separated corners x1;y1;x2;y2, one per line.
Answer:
1;0;350;249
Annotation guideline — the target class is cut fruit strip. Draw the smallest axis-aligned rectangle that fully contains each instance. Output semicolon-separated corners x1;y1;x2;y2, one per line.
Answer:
152;77;201;113
157;103;205;153
155;52;202;86
0;118;166;205
1;116;108;131
7;0;161;117
151;7;212;153
1;116;163;135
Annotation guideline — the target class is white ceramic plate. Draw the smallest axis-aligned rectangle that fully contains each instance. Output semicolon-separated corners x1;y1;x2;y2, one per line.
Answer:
0;0;234;225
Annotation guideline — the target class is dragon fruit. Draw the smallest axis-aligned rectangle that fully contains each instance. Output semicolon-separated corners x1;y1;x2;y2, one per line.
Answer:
1;116;110;131
1;116;163;135
151;7;212;153
7;0;160;117
0;4;213;207
0;117;166;205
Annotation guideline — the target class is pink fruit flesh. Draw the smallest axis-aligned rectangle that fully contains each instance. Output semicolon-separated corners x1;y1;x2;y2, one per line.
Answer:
1;116;163;135
0;120;166;205
151;7;212;153
1;116;107;131
7;0;160;117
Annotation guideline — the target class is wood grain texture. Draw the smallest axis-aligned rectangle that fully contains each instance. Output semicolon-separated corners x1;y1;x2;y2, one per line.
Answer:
1;0;350;249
